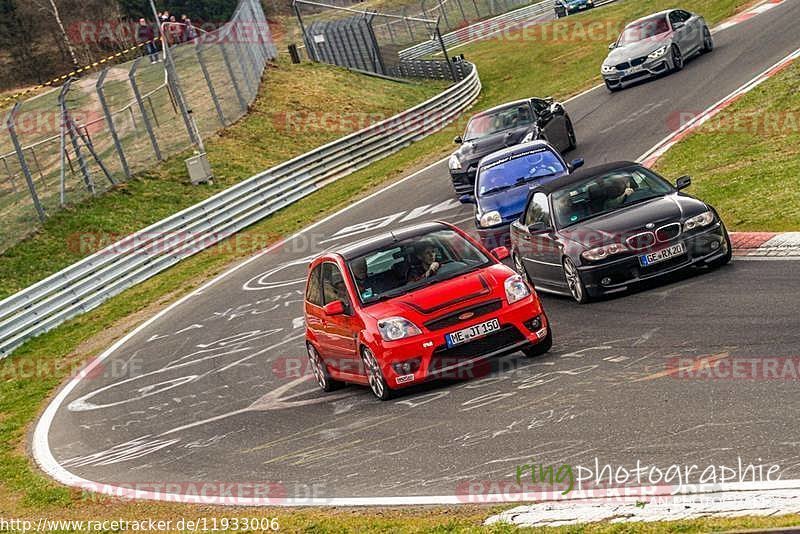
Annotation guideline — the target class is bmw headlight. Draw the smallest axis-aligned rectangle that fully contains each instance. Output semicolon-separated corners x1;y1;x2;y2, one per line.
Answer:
581;242;629;262
479;210;503;228
683;210;716;231
601;64;615;75
378;317;422;341
647;45;668;60
505;275;531;304
449;155;463;171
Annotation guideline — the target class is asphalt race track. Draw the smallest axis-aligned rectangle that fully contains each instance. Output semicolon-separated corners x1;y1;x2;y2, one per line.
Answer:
36;1;800;503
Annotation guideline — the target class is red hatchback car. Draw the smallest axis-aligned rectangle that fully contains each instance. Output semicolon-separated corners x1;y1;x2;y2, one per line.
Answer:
303;221;552;400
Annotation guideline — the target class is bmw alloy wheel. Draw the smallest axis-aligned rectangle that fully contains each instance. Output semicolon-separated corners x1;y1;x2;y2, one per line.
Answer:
563;257;588;304
672;45;684;71
702;27;714;53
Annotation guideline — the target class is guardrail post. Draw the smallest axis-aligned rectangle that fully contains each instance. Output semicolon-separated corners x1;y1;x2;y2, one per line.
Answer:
96;68;131;179
194;38;227;127
5;103;46;222
128;57;162;161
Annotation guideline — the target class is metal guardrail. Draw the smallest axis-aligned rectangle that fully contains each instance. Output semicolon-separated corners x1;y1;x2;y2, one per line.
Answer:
0;63;482;358
400;0;617;60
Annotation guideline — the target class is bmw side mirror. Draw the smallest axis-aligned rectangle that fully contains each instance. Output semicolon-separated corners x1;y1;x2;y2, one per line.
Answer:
323;300;346;316
459;194;476;204
672;21;685;30
676;175;692;190
528;221;549;234
454;135;463;144
568;158;585;171
491;246;510;261
608;42;616;50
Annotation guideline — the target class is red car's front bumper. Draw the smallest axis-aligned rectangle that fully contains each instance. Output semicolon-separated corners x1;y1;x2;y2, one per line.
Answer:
372;296;548;389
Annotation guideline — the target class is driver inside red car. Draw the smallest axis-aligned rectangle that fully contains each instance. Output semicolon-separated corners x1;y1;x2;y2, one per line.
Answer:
407;242;441;282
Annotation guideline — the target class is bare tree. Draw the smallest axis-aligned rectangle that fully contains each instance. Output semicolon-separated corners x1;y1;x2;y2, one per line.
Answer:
30;0;80;69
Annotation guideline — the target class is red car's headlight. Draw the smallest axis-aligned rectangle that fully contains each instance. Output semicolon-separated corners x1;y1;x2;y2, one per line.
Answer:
378;317;422;341
505;275;531;304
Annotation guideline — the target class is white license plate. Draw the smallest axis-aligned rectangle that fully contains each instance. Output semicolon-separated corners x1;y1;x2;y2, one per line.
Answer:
639;242;687;267
446;318;501;347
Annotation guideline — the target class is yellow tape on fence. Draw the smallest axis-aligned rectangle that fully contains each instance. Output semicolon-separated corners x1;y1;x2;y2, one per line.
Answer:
0;37;163;107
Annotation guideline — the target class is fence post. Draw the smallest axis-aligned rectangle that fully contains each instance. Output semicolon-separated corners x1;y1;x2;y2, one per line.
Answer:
219;38;248;113
128;57;162;161
59;81;95;196
233;36;257;100
454;0;468;24
96;68;131;179
148;0;200;149
5;104;46;222
194;38;227;127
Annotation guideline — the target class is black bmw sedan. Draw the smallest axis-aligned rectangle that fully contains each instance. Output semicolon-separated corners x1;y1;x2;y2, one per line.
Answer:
509;162;732;303
449;98;576;196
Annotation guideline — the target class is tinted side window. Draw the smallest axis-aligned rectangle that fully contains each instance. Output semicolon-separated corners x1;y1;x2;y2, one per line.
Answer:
524;193;551;226
306;265;323;306
322;262;352;310
678;10;692;22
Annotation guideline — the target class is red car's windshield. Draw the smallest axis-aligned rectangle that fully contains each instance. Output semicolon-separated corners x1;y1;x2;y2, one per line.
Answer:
618;16;670;45
347;229;492;305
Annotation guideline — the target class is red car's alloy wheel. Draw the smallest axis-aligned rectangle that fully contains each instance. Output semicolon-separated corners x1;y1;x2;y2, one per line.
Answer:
361;348;392;401
307;344;340;392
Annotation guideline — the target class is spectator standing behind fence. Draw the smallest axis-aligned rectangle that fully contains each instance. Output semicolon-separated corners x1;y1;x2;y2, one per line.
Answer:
182;15;198;42
137;18;159;63
168;15;184;45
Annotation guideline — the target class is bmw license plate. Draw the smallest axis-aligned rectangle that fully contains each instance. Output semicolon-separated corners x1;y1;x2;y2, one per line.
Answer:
446;319;501;347
639;242;687;267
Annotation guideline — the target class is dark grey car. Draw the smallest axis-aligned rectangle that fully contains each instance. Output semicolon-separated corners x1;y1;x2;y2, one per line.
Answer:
601;9;713;91
448;98;576;196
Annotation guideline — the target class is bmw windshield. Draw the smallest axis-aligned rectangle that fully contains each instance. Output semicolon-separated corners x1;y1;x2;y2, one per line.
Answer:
618;16;670;45
552;166;674;228
478;148;566;197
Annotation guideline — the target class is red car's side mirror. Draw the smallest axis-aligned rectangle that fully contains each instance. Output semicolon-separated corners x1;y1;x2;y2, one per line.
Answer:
323;300;346;316
491;246;510;261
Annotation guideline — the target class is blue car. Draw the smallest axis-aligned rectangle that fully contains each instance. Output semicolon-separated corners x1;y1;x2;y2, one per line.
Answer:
460;141;584;249
555;0;595;18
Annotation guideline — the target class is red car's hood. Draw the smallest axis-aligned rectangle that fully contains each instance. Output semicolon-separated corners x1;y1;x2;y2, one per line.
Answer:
364;264;513;321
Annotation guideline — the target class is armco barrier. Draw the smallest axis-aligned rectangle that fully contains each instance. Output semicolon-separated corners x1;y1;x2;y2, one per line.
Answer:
0;63;481;358
400;0;617;60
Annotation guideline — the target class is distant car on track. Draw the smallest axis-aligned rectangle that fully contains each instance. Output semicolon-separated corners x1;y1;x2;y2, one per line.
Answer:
601;9;713;91
554;0;595;18
449;98;576;196
509;162;732;303
459;141;584;250
304;221;552;400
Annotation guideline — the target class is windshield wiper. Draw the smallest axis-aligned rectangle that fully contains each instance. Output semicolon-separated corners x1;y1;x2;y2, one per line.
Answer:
482;184;515;195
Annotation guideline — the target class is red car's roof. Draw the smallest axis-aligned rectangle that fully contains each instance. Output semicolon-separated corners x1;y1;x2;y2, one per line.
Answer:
333;221;455;260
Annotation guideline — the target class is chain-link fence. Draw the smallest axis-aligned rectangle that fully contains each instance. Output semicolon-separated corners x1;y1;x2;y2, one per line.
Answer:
294;0;538;80
0;0;277;253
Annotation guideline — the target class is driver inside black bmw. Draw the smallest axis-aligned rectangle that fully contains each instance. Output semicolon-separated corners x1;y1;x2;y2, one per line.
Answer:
510;161;732;303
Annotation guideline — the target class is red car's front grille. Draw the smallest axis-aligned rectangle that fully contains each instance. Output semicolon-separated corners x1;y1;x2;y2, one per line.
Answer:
429;325;525;371
423;299;503;332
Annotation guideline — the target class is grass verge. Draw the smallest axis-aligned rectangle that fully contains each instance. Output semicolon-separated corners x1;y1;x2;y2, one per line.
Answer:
655;59;800;231
0;0;788;531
